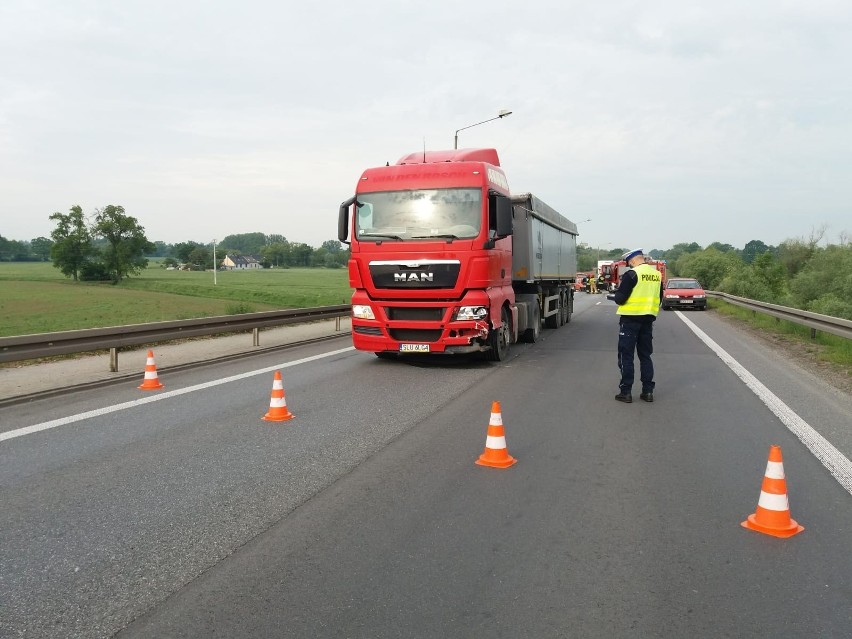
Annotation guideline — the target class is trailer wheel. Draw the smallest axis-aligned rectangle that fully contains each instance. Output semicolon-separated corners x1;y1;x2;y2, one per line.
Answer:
487;307;511;361
522;303;541;343
563;292;572;324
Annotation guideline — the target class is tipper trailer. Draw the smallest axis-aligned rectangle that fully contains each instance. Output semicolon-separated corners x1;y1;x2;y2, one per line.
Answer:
337;148;578;361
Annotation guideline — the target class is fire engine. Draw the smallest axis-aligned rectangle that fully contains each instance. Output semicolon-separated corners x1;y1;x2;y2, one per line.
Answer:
600;257;667;292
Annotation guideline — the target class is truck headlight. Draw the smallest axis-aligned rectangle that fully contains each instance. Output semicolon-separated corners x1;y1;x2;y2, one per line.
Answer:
455;306;488;321
352;304;376;320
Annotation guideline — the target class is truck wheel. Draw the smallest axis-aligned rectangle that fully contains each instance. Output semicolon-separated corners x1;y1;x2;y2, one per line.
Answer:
563;293;572;324
522;303;541;343
487;307;511;361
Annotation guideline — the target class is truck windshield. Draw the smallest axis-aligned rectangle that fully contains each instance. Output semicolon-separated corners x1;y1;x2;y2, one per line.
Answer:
355;188;482;241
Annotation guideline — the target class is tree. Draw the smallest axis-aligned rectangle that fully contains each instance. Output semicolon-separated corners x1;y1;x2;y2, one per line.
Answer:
261;241;290;267
707;242;739;255
676;248;742;290
187;246;211;270
777;227;824;278
662;242;701;274
289;242;313;267
321;239;344;253
49;205;93;280
717;250;789;303
92;205;154;283
221;232;266;254
173;241;202;263
742;239;771;265
31;237;53;261
788;244;852;319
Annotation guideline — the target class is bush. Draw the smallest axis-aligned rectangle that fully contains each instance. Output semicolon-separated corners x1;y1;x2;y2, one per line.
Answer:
79;261;112;281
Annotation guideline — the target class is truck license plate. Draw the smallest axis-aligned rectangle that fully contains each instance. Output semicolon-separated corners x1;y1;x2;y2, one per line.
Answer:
400;344;429;353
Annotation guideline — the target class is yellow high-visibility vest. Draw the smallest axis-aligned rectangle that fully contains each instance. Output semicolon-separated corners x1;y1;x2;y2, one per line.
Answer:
617;263;661;316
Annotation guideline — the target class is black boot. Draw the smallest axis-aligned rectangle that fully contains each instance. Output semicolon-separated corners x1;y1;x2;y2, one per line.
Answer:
615;391;632;403
640;392;653;402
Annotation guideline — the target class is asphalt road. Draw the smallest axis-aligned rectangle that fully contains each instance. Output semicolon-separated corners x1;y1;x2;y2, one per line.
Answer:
2;295;851;638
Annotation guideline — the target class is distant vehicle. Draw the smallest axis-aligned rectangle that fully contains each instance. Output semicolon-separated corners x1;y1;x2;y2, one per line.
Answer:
600;257;667;293
574;271;595;292
662;277;707;310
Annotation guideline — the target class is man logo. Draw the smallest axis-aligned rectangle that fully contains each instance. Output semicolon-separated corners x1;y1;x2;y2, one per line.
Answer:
394;272;434;282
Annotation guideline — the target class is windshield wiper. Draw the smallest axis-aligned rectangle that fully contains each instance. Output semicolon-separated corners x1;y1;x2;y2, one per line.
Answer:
359;233;404;241
411;234;459;242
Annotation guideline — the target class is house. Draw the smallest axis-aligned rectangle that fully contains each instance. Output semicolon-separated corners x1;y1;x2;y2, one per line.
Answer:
222;254;262;270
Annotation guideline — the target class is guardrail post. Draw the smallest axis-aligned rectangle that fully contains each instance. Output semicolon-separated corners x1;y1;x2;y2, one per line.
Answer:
335;316;341;331
110;347;119;372
811;328;817;339
253;328;260;347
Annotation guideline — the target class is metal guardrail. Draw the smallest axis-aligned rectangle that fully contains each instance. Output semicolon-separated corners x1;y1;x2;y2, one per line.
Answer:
707;292;852;340
0;305;351;368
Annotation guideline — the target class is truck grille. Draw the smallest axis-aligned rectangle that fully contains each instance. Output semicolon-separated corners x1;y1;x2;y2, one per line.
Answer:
388;329;443;342
353;326;384;336
369;260;460;289
385;307;445;321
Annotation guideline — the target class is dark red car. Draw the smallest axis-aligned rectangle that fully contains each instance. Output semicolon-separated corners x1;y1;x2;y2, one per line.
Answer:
662;277;707;310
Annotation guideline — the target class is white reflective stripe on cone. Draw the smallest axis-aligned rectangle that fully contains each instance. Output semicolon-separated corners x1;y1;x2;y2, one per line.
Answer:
765;461;785;479
269;398;287;407
489;413;502;425
485;435;507;449
757;491;790;511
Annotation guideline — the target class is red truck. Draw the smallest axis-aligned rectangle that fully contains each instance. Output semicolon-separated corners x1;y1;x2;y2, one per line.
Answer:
600;258;667;292
337;148;578;361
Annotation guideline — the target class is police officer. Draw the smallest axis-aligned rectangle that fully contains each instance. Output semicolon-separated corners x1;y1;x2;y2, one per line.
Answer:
609;248;663;403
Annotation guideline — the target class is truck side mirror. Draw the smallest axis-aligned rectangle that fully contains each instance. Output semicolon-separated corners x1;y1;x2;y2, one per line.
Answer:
489;193;513;239
338;196;357;243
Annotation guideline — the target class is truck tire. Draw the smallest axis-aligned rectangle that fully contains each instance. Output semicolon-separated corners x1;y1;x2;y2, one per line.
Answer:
486;307;511;361
563;292;572;324
522;303;541;343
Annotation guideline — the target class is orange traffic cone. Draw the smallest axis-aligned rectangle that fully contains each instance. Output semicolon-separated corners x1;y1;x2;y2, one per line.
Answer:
138;350;164;390
741;445;804;538
475;401;516;468
262;370;294;422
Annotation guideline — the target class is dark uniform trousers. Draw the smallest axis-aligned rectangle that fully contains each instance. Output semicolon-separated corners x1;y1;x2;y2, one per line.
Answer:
617;315;655;394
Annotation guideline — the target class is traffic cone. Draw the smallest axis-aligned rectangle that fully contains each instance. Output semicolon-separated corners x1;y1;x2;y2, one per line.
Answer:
475;401;516;468
262;370;294;422
138;350;164;390
741;445;804;538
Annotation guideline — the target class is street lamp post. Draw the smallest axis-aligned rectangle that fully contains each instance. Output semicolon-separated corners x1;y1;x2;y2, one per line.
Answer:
212;239;217;286
454;110;512;149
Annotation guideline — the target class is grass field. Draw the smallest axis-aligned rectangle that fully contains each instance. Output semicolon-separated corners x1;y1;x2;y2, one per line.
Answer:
712;299;852;369
0;262;352;336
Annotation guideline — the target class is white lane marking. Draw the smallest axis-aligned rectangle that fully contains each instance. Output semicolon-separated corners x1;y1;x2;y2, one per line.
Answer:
0;347;355;443
677;312;852;495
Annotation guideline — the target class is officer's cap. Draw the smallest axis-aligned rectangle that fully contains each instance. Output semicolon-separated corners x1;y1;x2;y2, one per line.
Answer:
622;248;644;262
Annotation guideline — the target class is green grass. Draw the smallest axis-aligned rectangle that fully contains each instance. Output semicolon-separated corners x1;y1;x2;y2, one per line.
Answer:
712;299;852;367
0;262;352;336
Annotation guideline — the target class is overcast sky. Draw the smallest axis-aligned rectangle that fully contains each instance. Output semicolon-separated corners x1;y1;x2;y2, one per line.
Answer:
1;0;849;253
